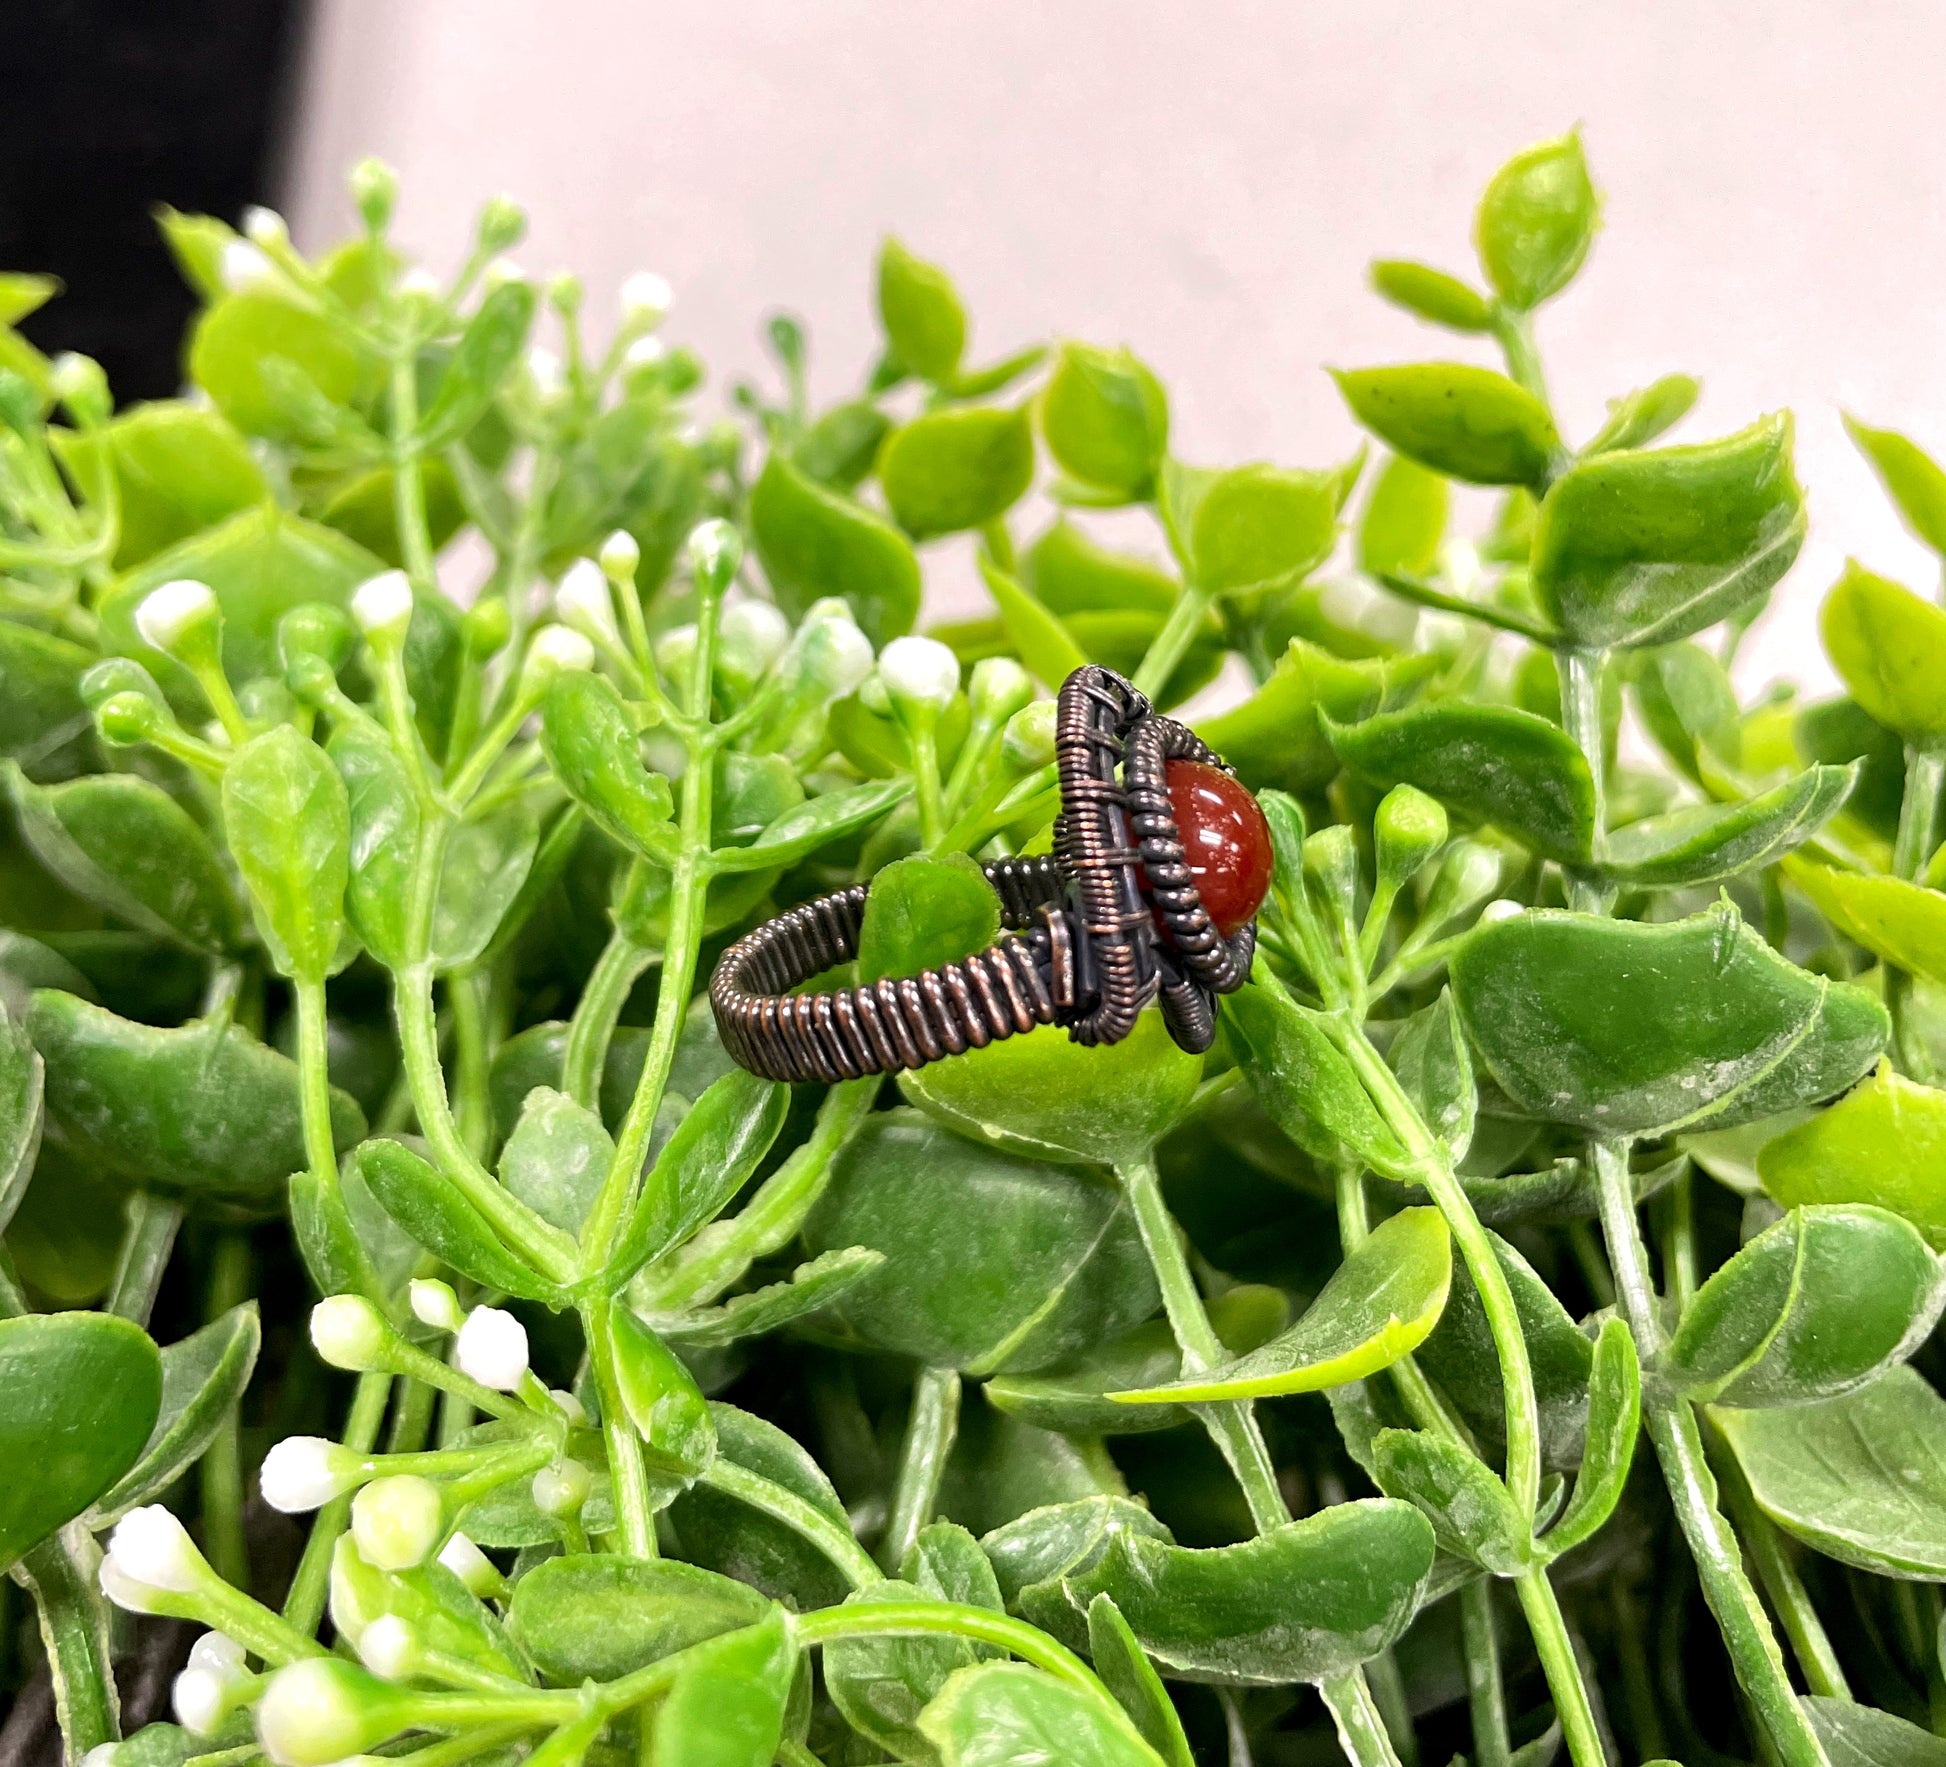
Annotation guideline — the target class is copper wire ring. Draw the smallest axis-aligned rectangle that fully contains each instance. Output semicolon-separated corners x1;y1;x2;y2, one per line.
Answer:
710;664;1257;1083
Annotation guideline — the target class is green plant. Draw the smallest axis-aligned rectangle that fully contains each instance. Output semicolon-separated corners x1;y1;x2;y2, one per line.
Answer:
3;131;1946;1767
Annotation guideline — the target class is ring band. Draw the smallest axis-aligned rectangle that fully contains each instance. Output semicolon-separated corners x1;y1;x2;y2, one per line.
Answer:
710;664;1258;1083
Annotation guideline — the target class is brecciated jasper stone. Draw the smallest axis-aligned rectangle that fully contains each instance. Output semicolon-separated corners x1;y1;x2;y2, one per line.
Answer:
1159;758;1273;939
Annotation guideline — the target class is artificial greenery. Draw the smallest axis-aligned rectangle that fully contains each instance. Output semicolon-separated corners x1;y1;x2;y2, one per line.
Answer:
3;130;1946;1767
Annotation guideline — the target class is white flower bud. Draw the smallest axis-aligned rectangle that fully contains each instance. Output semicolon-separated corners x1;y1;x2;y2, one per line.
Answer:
173;1666;231;1737
256;1658;401;1767
350;1475;443;1572
620;270;673;325
260;1436;363;1514
99;1556;169;1616
355;1614;420;1681
525;346;565;403
801;616;874;699
397;267;442;302
622;335;666;372
476;194;525;253
969;656;1034;723
350;570;415;641
877;636;960;713
50;351;109;420
1479;898;1524;925
547;271;583;313
454;1305;529;1391
653;623;698;683
107;1506;205;1594
598;528;640;582
189;1631;248;1678
310;1295;390;1372
719;601;790;682
554;559;620;648
522;624;596;680
350;159;399;232
1003;700;1057;769
686;518;743;589
408;1278;464;1335
482;255;528;290
242;206;288;248
219;239;278;293
531;1459;592;1518
548;1387;587;1425
435;1531;504;1598
83;1745;118;1767
135;579;218;655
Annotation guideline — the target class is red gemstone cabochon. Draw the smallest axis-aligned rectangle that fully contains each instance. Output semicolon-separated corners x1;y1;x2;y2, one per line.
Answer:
1162;759;1273;938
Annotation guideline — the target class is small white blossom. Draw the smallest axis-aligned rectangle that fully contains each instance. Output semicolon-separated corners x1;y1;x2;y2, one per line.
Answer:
1479;898;1524;925
83;1746;118;1767
481;255;528;290
350;1475;443;1572
620;270;673;324
802;615;874;699
408;1277;464;1334
105;1506;204;1594
622;335;666;372
355;1615;419;1681
969;656;1034;722
309;1295;390;1372
260;1436;362;1514
242;205;288;248
134;580;217;654
172;1666;230;1737
454;1305;529;1391
219;239;278;293
531;1459;592;1518
653;622;698;682
720;601;791;682
598;528;640;581
396;267;442;302
555;559;621;647
350;570;414;641
877;636;961;713
525;346;565;402
255;1659;392;1767
523;624;596;679
686;518;742;587
1003;700;1057;769
435;1531;503;1598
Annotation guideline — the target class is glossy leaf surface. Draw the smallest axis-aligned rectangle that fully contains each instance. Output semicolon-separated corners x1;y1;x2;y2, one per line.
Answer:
751;452;921;646
1601;763;1855;888
223;724;350;980
1820;559;1946;745
1039;343;1168;502
1474;131;1598;309
919;1663;1164;1767
1333;364;1558;488
1788;860;1946;987
1760;1062;1946;1249
881;406;1035;539
1373;1426;1530;1573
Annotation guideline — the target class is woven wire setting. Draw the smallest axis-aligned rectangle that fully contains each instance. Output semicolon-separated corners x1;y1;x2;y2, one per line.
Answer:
711;663;1259;1083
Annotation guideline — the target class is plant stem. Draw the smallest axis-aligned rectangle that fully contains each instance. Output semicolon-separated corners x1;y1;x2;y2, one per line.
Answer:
1460;1580;1512;1767
697;1457;879;1589
793;1599;1103;1695
17;1526;118;1759
283;1369;392;1634
1513;1567;1609;1767
1559;649;1616;915
1492;308;1551;410
585;1294;657;1559
561;924;655;1109
1319;1672;1405;1767
200;1234;253;1591
1132;585;1211;702
880;1366;960;1571
103;1191;183;1325
1589;1137;1828;1765
909;714;946;850
390;350;437;593
448;967;493;1159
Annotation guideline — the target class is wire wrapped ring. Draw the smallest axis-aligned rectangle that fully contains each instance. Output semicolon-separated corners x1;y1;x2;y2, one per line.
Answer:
711;664;1259;1083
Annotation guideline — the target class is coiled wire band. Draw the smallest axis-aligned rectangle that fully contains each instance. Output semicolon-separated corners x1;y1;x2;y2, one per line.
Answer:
711;664;1256;1082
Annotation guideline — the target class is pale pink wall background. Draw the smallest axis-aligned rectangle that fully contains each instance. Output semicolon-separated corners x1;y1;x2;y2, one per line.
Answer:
284;0;1946;695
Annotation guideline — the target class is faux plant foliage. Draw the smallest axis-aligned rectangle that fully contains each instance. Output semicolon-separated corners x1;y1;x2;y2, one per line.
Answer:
6;130;1946;1767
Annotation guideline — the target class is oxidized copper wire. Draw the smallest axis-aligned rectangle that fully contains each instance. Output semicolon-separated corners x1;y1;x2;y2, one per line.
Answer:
711;664;1257;1082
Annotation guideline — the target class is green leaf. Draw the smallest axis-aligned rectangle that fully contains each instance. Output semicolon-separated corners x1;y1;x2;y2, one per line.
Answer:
1806;1695;1946;1767
803;1110;1157;1375
1358;453;1450;579
609;1068;788;1288
980;1495;1172;1607
657;1247;885;1348
1049;1500;1436;1685
0;271;59;329
1451;903;1890;1137
1022;520;1176;617
498;1085;613;1237
418;280;537;450
0;620;90;777
432;797;538;973
985;1321;1193;1436
0;1312;161;1575
1530;415;1806;649
223;725;350;980
1473;131;1599;309
1086;1596;1194;1767
919;1662;1165;1767
352;1137;564;1303
188;286;379;442
539;671;676;863
1039;344;1169;503
796;400;892;490
1368;261;1493;333
1601;763;1856;888
1373;1426;1531;1573
750;452;921;647
1631;641;1741;783
901;1008;1200;1171
1585;375;1700;456
1112;1207;1449;1403
1820;559;1946;746
1714;1366;1946;1578
709;778;913;876
651;1608;795;1767
1224;983;1412;1180
1172;461;1343;597
327;1533;522;1679
858;850;1002;986
1325;701;1597;865
1391;991;1477;1161
977;554;1089;691
1667;1204;1942;1406
28;989;364;1200
0;997;41;1236
879;239;968;383
1787;860;1946;988
1333;364;1558;488
88;1304;261;1523
881;406;1035;539
49;401;268;571
1195;639;1437;798
827;1579;978;1765
327;724;420;969
1760;1062;1946;1249
1846;412;1946;557
1540;1317;1640;1560
7;767;240;954
609;1305;716;1484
